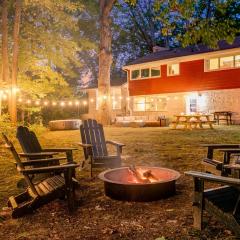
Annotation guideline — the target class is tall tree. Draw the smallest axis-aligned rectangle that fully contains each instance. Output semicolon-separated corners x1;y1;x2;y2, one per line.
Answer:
98;0;116;125
1;0;9;84
10;0;22;123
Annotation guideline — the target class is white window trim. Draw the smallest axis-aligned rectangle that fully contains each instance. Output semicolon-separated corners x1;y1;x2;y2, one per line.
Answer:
167;63;180;76
204;54;240;72
130;66;161;80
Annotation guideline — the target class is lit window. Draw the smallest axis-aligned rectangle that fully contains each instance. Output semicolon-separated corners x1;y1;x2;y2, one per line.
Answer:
168;63;179;76
208;58;219;70
235;55;240;67
141;68;150;78
111;88;121;110
133;97;145;111
189;98;197;113
151;67;161;77
133;96;167;112
220;56;234;69
131;70;140;79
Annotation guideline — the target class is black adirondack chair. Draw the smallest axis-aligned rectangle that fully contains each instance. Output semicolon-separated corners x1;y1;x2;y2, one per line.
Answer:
16;126;77;164
2;133;79;218
185;171;240;237
79;119;125;176
201;144;240;176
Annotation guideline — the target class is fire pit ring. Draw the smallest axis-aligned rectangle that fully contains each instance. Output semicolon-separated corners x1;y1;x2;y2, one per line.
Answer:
99;166;180;202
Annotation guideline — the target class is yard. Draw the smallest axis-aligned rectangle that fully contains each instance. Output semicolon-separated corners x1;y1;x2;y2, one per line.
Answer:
1;126;240;240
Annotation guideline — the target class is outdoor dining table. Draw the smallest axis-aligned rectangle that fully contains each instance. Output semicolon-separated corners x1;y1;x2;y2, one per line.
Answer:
172;114;214;130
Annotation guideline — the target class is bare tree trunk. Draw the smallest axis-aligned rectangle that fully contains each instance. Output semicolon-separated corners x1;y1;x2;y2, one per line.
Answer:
10;0;22;124
1;0;9;84
98;0;115;125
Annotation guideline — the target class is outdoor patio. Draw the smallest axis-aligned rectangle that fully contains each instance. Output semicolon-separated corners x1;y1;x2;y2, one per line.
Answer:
1;125;240;240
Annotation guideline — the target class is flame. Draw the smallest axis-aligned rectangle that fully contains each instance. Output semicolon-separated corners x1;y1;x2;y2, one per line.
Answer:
128;167;159;183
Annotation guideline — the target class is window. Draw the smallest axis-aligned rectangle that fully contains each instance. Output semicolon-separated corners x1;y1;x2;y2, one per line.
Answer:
220;56;234;69
133;96;167;112
206;54;240;71
208;58;219;70
131;69;140;79
133;97;145;111
130;66;161;80
235;55;240;67
141;68;150;78
111;88;121;110
151;67;161;77
168;63;180;76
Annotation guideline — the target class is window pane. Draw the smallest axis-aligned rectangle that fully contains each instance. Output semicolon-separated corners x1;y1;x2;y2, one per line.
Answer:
220;56;234;69
190;98;197;113
235;55;240;67
208;58;219;70
141;68;150;78
133;97;145;111
131;70;140;79
151;67;161;77
168;64;179;75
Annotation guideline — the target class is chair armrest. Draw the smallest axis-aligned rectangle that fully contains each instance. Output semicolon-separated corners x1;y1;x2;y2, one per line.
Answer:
19;163;80;174
77;143;92;148
20;157;67;166
185;171;240;187
19;152;59;157
42;148;78;152
219;149;240;153
106;140;125;147
201;144;240;148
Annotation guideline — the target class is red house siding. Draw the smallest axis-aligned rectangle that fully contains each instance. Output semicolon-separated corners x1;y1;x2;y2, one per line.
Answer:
128;59;240;96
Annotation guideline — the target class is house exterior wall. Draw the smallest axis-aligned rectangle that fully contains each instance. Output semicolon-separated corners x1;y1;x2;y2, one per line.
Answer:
81;85;128;122
128;59;240;96
128;88;240;123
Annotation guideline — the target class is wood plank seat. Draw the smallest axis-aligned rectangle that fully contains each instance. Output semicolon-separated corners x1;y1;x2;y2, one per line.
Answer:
185;171;240;237
2;133;79;218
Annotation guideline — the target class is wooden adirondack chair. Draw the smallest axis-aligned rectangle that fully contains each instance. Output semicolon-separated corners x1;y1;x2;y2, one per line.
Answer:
2;133;79;218
79;119;125;176
201;144;240;176
185;171;240;237
16;126;77;164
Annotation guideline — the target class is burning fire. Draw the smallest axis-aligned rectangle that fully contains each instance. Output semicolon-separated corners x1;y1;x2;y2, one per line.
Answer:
128;166;159;183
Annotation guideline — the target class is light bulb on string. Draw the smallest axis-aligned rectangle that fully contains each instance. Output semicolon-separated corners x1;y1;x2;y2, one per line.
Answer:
126;97;130;101
26;99;31;104
75;101;80;106
2;94;7;100
90;98;94;103
60;101;65;107
103;95;107;100
35;100;40;106
43;101;48;106
68;101;73;106
52;102;57;106
83;101;87;106
18;98;22;102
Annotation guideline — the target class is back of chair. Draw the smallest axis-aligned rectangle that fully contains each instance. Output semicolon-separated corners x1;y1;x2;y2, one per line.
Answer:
16;126;42;153
2;133;38;195
80;119;108;159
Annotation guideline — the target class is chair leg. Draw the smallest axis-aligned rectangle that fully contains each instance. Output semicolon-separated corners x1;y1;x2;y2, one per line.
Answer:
90;156;93;178
64;169;75;213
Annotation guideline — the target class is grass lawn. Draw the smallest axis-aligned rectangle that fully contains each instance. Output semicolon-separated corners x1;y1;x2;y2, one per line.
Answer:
1;126;240;239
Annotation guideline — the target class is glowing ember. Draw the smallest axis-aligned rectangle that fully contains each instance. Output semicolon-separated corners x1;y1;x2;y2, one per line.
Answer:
128;165;159;183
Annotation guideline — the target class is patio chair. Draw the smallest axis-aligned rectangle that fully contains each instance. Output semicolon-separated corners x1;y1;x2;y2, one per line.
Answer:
185;171;240;237
16;126;77;164
78;119;125;176
201;143;240;176
2;133;79;218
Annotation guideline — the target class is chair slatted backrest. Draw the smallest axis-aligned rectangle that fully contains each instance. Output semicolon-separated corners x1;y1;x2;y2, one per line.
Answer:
16;126;42;154
80;119;108;158
2;133;39;196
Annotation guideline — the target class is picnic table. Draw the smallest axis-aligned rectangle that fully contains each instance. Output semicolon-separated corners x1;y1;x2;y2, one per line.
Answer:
172;114;214;130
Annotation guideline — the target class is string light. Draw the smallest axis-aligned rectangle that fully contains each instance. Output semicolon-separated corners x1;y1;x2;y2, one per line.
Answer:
83;101;87;106
68;101;73;106
18;98;22;102
52;102;57;106
35;100;40;105
90;98;94;103
43;101;48;106
60;102;65;107
75;101;80;106
2;94;7;100
26;99;31;104
126;97;130;101
103;95;107;100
